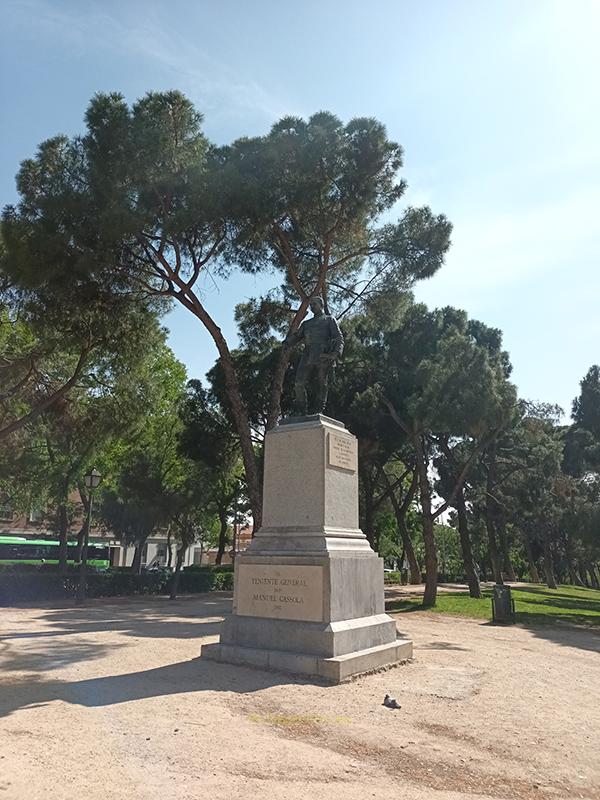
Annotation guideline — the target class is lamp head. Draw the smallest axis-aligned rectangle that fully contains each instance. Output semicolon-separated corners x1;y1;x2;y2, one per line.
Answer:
84;468;102;490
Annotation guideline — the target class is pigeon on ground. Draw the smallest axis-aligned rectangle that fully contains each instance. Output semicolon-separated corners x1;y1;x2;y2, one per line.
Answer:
383;693;401;709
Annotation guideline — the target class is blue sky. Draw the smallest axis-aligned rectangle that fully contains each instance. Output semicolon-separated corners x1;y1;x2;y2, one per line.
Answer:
2;0;599;415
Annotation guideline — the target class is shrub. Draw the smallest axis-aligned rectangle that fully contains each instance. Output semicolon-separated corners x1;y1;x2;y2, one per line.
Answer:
169;570;214;593
0;563;41;573
183;563;233;573
384;571;402;585
83;571;170;598
0;564;235;604
0;572;69;603
212;571;234;590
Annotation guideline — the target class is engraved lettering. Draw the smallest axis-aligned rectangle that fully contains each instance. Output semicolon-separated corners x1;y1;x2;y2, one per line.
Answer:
328;432;358;472
236;565;323;622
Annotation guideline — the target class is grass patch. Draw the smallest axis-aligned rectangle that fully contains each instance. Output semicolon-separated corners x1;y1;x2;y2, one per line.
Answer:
387;584;600;627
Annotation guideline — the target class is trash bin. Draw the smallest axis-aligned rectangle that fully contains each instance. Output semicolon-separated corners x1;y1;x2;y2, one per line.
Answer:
491;584;516;623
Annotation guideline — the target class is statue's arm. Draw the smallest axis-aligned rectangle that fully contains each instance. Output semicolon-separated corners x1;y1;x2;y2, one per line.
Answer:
284;323;305;349
329;317;344;358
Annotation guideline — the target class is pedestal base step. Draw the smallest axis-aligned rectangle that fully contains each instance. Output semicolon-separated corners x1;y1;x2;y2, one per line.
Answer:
201;638;413;684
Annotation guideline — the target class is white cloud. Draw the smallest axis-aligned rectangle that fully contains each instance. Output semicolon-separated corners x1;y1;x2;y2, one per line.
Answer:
4;0;290;129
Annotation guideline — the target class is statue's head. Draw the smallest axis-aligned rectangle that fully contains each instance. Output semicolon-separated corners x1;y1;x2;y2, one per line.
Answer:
309;296;324;316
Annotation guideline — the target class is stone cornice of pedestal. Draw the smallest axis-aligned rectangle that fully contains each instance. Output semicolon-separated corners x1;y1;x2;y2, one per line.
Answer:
255;525;365;537
248;525;373;555
243;525;375;556
277;413;346;430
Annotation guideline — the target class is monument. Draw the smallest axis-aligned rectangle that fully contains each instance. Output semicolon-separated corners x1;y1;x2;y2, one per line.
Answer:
202;298;413;682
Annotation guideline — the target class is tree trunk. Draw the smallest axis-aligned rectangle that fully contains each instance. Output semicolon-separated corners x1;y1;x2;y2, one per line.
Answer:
567;561;578;587
0;346;90;443
265;295;313;431
75;525;86;563
217;352;263;530
398;516;421;585
166;526;173;569
131;543;143;575
564;530;579;586
578;559;590;587
485;454;503;585
478;557;488;582
456;487;481;598
415;434;437;607
75;484;90;563
187;303;263;527
542;532;557;589
266;346;293;430
385;471;421;584
524;536;541;583
170;547;186;599
215;508;228;565
587;563;600;590
574;568;586;587
56;498;69;575
498;521;516;582
486;514;503;584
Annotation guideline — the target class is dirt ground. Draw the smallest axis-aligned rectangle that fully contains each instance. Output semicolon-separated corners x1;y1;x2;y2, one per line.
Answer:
1;593;599;800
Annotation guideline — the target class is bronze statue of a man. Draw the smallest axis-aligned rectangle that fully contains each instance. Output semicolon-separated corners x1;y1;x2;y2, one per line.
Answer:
285;296;344;415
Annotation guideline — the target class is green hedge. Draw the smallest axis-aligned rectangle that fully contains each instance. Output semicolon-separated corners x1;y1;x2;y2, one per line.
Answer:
183;563;234;573
384;571;402;584
0;565;234;605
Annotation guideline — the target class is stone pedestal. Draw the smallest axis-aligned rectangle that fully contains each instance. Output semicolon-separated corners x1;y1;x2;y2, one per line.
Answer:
201;415;412;682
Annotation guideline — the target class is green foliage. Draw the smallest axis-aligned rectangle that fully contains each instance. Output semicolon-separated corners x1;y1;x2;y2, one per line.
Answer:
381;304;516;437
223;111;451;302
0;564;234;604
178;379;247;563
2;93;600;603
383;571;402;585
434;523;464;581
572;366;600;440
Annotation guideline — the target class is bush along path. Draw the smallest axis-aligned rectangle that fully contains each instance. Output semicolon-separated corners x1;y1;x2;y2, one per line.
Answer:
0;564;233;605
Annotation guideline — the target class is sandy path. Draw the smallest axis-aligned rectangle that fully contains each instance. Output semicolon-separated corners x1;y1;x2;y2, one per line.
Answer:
0;594;599;800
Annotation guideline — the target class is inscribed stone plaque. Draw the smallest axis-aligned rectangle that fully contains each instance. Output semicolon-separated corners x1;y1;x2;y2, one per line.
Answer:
328;432;358;472
236;564;324;622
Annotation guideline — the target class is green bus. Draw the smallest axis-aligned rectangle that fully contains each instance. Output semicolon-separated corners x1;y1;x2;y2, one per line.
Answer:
0;536;110;568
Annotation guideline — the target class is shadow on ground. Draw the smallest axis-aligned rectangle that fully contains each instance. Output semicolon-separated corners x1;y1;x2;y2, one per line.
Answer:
0;596;314;719
2;589;599;724
0;653;311;720
2;595;229;643
520;621;600;655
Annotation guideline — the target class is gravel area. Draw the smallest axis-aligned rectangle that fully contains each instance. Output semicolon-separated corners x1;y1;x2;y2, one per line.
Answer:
1;594;599;800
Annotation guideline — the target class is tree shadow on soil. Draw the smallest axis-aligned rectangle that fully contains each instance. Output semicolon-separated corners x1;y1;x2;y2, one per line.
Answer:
386;600;423;613
511;586;600;605
415;641;471;651
0;595;321;719
0;637;126;672
0;655;315;720
2;596;230;643
524;596;600;613
513;620;600;654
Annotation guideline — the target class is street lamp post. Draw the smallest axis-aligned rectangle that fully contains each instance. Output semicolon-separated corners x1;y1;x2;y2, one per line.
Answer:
76;468;102;605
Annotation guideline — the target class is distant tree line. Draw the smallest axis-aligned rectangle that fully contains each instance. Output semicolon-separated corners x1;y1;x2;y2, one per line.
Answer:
1;90;599;605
